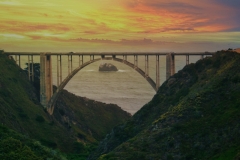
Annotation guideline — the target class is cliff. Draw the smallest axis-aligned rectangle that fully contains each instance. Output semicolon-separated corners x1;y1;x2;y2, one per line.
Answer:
89;51;240;160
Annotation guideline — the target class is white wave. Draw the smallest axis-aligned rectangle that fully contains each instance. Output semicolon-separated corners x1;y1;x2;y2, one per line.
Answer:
85;70;95;72
117;69;129;72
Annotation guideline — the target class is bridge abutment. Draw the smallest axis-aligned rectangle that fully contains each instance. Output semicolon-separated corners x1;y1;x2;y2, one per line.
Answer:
156;55;160;90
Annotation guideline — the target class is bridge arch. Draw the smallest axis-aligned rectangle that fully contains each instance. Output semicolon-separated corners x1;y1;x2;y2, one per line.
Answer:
47;57;156;115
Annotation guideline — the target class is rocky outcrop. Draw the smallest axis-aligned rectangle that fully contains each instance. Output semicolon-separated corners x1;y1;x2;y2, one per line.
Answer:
99;63;118;71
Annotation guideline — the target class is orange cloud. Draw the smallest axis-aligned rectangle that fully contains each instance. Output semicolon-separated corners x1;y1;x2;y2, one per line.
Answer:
0;0;239;52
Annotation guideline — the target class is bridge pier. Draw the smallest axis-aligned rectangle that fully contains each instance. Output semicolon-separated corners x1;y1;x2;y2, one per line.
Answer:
134;55;138;68
57;55;62;87
145;55;149;76
166;53;175;79
186;55;189;65
123;55;127;63
156;55;160;90
40;53;53;112
68;55;73;75
79;55;83;66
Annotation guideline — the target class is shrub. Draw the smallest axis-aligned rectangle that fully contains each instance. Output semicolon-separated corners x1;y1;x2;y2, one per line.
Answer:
35;115;45;123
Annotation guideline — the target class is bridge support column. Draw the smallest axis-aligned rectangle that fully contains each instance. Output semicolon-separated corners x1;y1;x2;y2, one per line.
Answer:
57;55;62;87
134;55;138;68
123;55;127;63
145;55;149;76
156;55;160;90
166;53;175;79
68;55;72;75
40;53;53;111
90;55;94;61
186;55;189;65
79;55;83;66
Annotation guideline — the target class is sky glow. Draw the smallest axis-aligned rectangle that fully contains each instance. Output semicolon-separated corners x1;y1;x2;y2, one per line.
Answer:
0;0;240;52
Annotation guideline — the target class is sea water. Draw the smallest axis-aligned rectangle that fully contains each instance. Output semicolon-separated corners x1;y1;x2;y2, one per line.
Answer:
17;55;202;115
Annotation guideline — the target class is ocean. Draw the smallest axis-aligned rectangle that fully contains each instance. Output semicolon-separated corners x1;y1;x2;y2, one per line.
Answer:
17;54;202;115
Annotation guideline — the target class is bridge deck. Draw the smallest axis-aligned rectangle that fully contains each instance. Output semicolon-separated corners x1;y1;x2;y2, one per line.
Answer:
4;52;215;56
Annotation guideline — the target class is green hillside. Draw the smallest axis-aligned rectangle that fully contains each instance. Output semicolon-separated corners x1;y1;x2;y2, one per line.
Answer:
89;51;240;160
54;89;131;141
0;125;66;160
0;51;130;159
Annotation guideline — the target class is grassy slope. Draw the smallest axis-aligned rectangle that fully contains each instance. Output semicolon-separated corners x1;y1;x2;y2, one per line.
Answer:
0;52;130;158
89;51;240;160
0;53;75;152
0;125;66;160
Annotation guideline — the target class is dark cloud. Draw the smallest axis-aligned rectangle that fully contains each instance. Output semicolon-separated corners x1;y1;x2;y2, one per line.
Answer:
214;0;240;8
224;26;240;32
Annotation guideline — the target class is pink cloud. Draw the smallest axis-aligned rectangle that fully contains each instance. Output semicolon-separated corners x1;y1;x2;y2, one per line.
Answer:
124;0;239;32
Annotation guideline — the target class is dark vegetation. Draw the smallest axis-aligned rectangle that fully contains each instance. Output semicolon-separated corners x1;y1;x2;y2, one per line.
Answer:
0;51;130;160
24;63;40;100
0;125;65;160
89;51;240;160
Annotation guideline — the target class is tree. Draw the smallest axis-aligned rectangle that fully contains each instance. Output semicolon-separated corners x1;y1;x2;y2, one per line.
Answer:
24;63;41;100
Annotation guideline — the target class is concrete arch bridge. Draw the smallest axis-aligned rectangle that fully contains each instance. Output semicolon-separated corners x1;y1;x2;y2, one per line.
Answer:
3;51;214;115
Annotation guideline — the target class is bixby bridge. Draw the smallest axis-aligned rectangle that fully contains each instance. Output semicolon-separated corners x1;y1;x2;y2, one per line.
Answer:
2;50;215;115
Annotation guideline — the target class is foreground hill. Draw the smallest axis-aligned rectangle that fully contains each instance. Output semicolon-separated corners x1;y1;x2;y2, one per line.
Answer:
89;51;240;160
0;51;130;159
0;125;66;160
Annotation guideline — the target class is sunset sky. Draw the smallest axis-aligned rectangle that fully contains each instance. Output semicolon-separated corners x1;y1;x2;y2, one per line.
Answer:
0;0;240;52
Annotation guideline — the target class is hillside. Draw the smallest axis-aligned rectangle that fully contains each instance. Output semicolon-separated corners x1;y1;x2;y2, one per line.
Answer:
0;125;66;160
89;51;240;160
0;51;130;159
54;88;131;141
